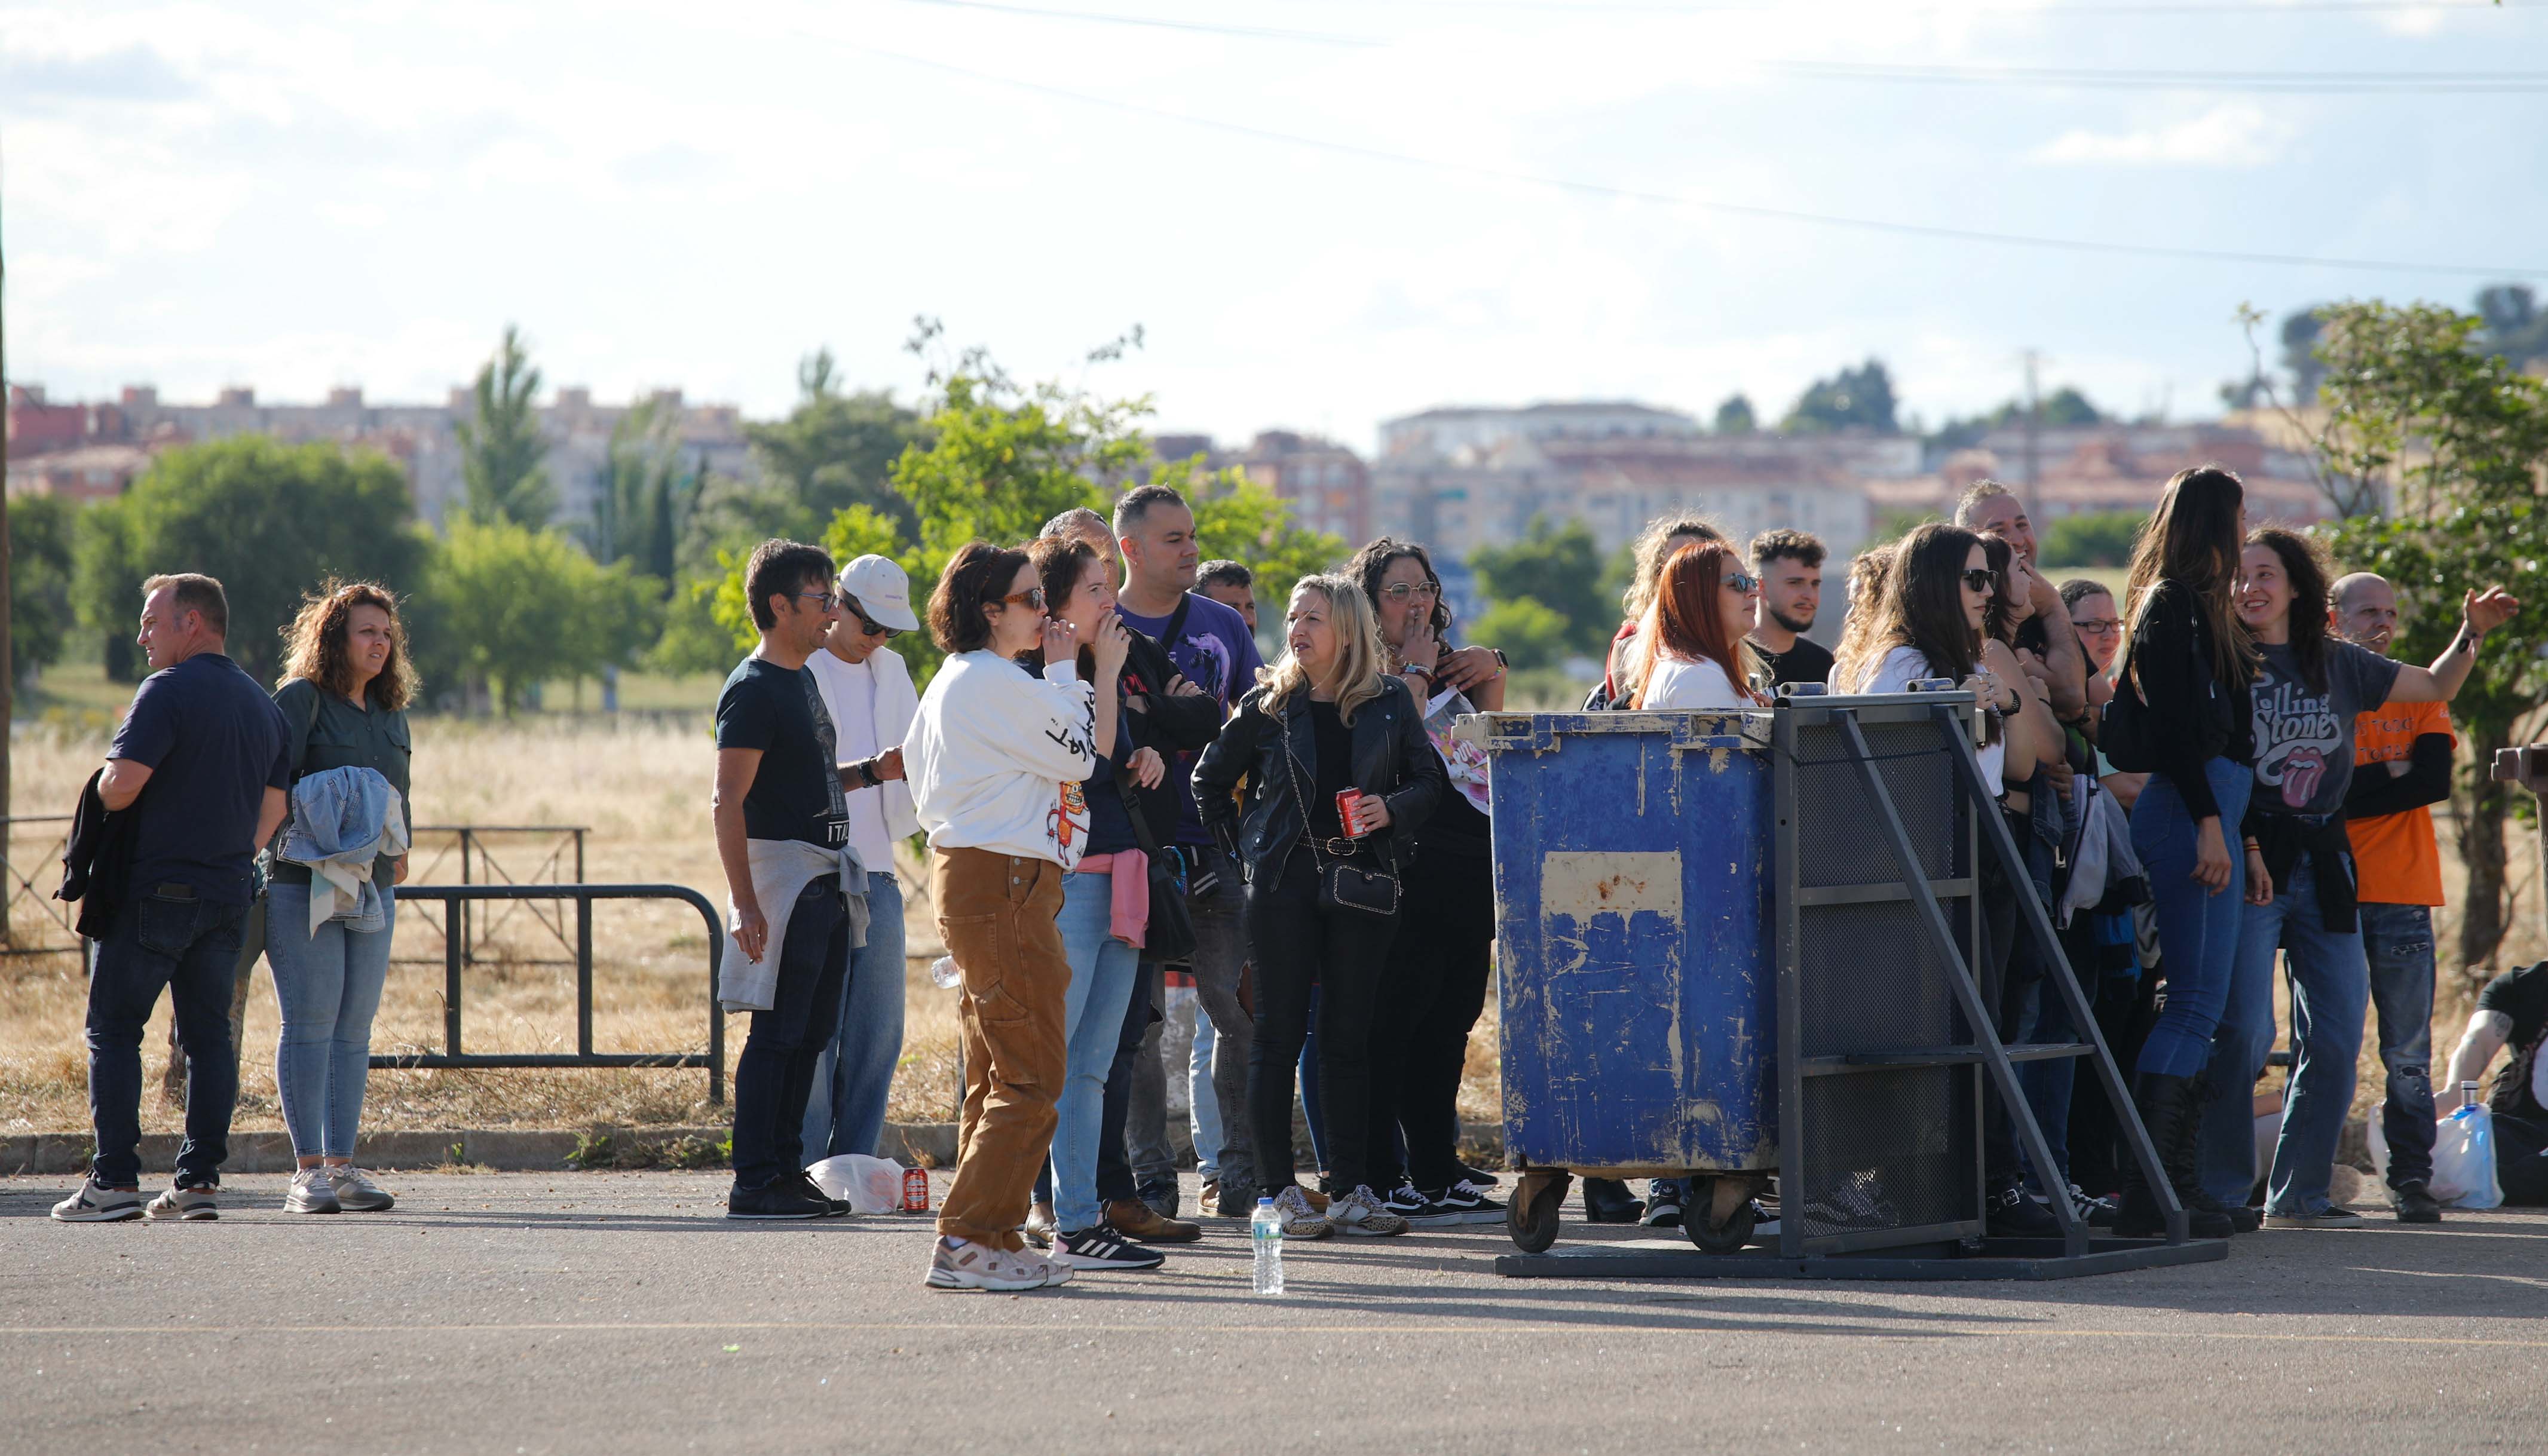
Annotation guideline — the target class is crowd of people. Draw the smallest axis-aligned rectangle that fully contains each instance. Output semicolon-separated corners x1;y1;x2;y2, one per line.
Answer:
44;469;2548;1293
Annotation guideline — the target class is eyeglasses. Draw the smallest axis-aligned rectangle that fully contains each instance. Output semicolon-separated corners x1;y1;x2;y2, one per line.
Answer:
1724;572;1760;594
843;594;898;639
1959;568;2000;593
1000;587;1048;611
2073;618;2123;636
794;590;840;612
1379;582;1440;602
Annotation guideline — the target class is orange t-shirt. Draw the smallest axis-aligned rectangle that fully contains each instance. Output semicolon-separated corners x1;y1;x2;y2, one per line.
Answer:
2350;697;2454;906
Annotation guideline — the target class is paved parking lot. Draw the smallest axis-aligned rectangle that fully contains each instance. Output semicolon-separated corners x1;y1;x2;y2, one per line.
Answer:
3;1171;2543;1454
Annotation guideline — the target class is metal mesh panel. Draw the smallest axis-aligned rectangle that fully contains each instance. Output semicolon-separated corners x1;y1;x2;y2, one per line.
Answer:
1793;716;1964;888
1793;1068;1972;1240
1797;900;1962;1059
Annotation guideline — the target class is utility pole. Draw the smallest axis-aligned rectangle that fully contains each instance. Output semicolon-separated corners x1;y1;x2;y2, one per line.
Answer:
2020;348;2042;490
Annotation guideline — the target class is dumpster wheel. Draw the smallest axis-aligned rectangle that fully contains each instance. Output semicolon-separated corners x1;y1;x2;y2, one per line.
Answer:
1508;1170;1570;1253
1686;1175;1759;1255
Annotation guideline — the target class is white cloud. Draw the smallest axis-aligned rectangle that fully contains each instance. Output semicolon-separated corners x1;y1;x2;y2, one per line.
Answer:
2028;103;2296;170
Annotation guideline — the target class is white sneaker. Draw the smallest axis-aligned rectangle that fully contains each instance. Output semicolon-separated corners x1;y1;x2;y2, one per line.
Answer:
284;1166;342;1214
50;1178;142;1222
326;1165;396;1212
1270;1184;1333;1239
1327;1184;1411;1237
924;1237;1049;1292
145;1185;219;1221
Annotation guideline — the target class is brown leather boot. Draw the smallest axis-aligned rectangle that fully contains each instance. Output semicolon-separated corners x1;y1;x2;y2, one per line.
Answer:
1105;1198;1202;1244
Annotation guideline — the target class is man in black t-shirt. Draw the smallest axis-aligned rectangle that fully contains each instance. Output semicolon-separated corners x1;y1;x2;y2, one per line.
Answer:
2444;960;2548;1204
1745;529;1835;688
713;540;858;1219
54;574;290;1223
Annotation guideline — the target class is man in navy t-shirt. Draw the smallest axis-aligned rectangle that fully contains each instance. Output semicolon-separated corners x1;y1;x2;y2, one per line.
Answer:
55;574;290;1223
1110;483;1266;1212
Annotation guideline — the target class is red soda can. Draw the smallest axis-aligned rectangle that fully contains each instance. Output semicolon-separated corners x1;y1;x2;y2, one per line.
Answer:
1336;789;1365;838
902;1166;930;1213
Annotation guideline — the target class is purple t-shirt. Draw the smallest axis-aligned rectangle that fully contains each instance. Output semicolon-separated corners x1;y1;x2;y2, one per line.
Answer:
1118;591;1263;845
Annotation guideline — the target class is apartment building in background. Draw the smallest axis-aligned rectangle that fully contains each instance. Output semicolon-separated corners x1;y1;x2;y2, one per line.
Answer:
5;381;755;523
1153;428;1373;546
1867;419;2331;527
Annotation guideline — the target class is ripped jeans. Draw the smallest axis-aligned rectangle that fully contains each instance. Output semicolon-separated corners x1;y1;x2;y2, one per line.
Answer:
2360;902;2439;1192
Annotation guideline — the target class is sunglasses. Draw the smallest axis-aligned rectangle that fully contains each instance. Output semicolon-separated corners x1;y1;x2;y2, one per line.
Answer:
1959;568;2001;594
793;589;840;612
843;595;898;639
1000;587;1048;612
1724;572;1760;594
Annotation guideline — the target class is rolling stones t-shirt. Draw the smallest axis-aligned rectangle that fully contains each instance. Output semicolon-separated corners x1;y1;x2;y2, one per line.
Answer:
2247;638;2402;817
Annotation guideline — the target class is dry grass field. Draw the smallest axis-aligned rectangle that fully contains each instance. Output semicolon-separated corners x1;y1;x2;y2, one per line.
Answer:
1;712;2533;1153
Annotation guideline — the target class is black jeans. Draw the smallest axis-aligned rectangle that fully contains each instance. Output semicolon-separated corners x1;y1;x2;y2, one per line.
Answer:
1245;848;1395;1194
87;886;250;1189
1367;847;1494;1192
730;882;849;1191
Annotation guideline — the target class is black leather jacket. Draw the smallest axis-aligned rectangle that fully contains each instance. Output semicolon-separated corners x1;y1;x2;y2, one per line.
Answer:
1192;675;1447;884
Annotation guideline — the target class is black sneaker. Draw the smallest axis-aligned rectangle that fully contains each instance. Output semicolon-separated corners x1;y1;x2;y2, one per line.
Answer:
1388;1184;1462;1228
1641;1183;1686;1230
1581;1177;1645;1224
726;1179;830;1220
1427;1179;1508;1225
1986;1181;2061;1237
795;1171;852;1218
2391;1182;2443;1224
1051;1224;1167;1270
1459;1163;1503;1189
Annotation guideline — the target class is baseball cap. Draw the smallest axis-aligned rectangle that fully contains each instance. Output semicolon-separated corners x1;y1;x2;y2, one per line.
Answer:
839;554;921;633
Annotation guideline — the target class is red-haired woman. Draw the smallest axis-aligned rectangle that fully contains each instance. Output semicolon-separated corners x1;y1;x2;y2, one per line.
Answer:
1628;540;1768;710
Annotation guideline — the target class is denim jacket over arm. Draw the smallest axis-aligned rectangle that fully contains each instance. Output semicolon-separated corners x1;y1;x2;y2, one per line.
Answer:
1190;674;1446;885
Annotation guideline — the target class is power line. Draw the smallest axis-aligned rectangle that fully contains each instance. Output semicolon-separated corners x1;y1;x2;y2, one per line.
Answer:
1765;60;2548;93
830;38;2548;280
1287;0;2541;13
895;0;1377;45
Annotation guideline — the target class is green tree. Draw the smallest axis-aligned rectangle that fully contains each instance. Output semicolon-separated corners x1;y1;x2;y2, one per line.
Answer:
1168;459;1341;644
1781;359;1898;434
590;397;691;583
1469;596;1569;670
425;516;657;712
2304;298;2548;978
10;494;76;679
1713;393;1756;434
1470;515;1610;657
457;324;555;526
746;350;923;540
2038;510;2142;568
73;437;428;685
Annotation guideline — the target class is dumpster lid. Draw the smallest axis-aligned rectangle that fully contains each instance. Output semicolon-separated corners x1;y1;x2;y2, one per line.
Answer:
1453;710;1770;753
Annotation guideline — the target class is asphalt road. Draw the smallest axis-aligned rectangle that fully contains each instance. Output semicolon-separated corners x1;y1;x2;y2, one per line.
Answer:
3;1172;2543;1454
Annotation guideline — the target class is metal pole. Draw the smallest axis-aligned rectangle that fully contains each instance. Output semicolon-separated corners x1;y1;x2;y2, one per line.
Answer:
575;895;593;1057
706;930;724;1106
574;828;586;885
460;827;474;964
443;898;464;1056
2492;745;2548;943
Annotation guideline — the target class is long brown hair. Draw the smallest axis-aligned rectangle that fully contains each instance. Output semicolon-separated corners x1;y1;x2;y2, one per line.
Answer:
1621;514;1725;623
2246;525;2335;693
1835;523;1986;691
280;579;416;710
1025;535;1101;678
2123;465;2256;692
1631;541;1764;707
1832;541;1901;691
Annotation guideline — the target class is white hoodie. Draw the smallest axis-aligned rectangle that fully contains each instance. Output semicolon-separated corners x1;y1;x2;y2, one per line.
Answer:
906;650;1097;868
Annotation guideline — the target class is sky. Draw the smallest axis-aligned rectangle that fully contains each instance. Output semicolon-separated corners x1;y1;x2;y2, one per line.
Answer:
5;0;2546;453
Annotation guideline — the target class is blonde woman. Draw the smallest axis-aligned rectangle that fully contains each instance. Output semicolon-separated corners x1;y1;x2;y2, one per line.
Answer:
266;580;416;1215
1193;577;1446;1239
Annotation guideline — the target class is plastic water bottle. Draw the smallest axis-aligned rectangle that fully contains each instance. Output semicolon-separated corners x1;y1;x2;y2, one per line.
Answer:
1251;1197;1284;1295
929;955;960;990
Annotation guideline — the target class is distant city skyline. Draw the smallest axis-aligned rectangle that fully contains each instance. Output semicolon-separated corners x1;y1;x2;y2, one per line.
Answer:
7;1;2544;455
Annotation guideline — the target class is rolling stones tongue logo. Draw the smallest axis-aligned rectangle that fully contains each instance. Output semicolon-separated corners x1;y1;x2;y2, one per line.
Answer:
2279;747;2327;809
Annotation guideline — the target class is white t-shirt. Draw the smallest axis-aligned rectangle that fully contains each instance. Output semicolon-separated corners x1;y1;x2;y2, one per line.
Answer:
1845;645;2008;790
805;651;896;872
1640;654;1750;711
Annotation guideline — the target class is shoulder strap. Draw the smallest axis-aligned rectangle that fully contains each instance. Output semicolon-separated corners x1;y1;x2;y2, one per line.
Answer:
1163;593;1195;651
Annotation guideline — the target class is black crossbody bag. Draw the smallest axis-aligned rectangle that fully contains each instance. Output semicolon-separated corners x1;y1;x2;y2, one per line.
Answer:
1284;734;1400;916
1110;762;1198;965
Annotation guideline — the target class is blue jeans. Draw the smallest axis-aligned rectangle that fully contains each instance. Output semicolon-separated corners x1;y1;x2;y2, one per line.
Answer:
2360;902;2439;1192
2200;857;2371;1215
1049;869;1140;1233
86;887;250;1188
1183;988;1224;1178
265;881;396;1160
2129;759;2252;1078
800;873;906;1161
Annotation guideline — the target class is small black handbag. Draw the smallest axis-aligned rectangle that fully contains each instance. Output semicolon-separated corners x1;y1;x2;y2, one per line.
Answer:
1285;737;1400;916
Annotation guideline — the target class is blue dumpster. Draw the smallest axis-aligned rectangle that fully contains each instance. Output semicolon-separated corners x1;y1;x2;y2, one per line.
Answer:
1463;709;1775;1252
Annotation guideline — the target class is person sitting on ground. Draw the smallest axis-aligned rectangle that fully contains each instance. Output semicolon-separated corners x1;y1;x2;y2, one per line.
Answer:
1595;514;1725;710
53;574;290;1225
906;542;1109;1291
1193;575;1446;1241
265;580;416;1217
2442;960;2548;1206
1746;529;1834;689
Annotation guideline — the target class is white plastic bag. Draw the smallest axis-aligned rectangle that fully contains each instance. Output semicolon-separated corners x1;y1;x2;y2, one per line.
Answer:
2430;1105;2504;1209
807;1153;906;1213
